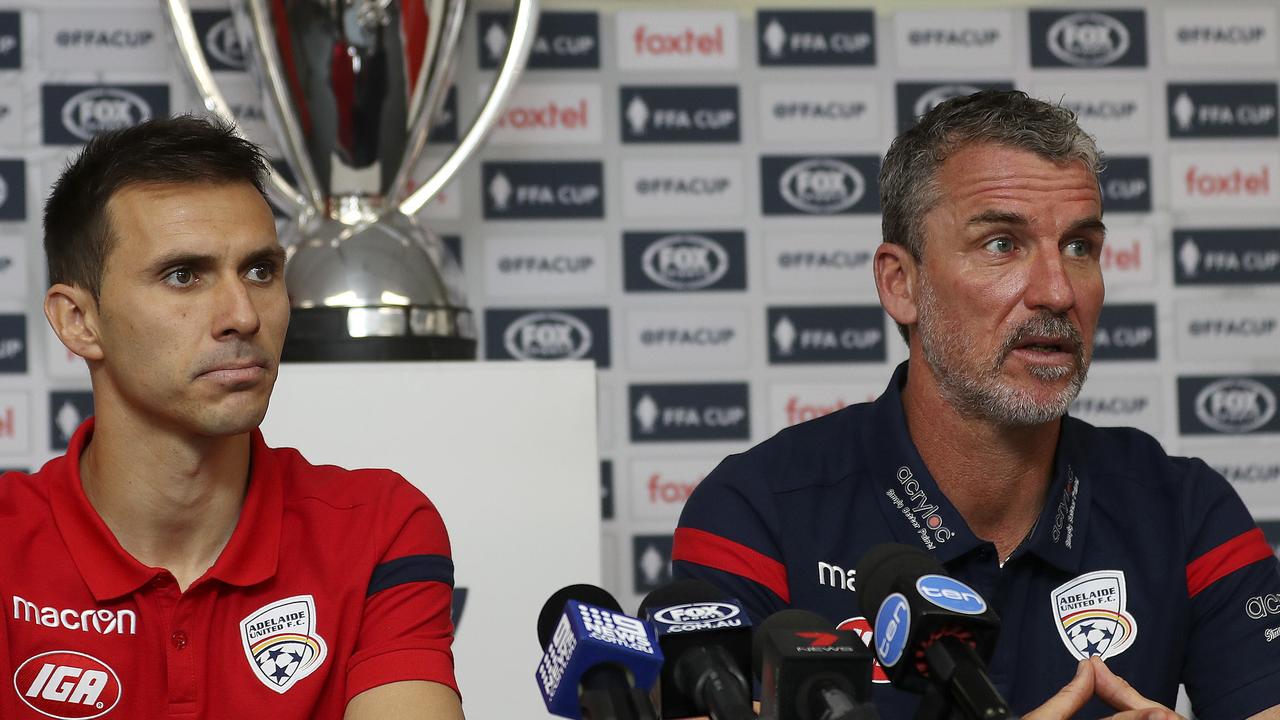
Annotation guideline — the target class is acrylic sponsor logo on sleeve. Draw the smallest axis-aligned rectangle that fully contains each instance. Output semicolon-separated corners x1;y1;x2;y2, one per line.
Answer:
14;650;121;719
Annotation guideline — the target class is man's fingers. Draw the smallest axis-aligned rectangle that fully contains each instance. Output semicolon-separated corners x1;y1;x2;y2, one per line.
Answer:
1090;658;1183;719
1024;660;1095;720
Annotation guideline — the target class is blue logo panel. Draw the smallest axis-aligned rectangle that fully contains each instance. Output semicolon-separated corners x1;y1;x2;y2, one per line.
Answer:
915;574;988;615
874;593;910;667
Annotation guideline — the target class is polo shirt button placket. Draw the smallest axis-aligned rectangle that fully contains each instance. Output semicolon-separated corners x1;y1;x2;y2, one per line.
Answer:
170;630;188;650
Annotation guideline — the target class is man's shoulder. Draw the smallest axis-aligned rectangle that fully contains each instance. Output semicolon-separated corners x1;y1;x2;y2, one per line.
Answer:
1065;417;1223;491
262;441;435;511
0;457;64;515
707;402;872;494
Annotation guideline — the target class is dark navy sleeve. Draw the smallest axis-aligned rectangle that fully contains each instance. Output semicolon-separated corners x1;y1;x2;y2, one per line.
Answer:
1178;457;1280;719
672;452;789;624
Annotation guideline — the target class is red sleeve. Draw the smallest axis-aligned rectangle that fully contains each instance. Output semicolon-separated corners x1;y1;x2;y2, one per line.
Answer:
345;475;459;703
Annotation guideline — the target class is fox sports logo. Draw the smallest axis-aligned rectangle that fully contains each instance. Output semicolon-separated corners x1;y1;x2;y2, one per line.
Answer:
61;88;153;141
503;311;593;360
1047;13;1130;67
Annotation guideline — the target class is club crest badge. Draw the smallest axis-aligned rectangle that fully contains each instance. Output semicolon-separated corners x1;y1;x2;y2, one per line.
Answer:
1050;570;1138;660
240;595;328;693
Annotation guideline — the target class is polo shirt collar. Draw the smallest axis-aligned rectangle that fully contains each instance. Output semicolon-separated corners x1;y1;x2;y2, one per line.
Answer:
1014;419;1092;574
865;362;984;565
51;418;282;602
864;362;1093;572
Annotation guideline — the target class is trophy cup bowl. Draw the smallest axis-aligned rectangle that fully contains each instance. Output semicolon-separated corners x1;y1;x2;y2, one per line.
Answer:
163;0;537;361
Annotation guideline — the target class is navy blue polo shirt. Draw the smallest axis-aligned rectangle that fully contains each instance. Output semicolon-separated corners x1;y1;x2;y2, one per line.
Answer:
674;362;1280;719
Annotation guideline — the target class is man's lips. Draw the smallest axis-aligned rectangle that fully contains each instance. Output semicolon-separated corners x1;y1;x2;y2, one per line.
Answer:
196;359;270;384
1012;335;1078;353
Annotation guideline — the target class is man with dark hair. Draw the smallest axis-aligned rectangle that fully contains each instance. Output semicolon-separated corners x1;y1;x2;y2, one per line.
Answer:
673;91;1280;719
1;116;463;719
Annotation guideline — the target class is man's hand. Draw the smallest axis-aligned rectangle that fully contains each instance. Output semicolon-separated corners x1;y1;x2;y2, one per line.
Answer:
1025;658;1182;720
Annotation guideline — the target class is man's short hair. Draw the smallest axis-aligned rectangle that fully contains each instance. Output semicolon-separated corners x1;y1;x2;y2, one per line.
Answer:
878;89;1103;342
43;115;270;299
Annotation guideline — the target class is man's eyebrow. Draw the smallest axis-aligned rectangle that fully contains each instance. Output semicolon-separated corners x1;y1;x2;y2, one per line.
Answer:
144;245;286;275
1065;217;1107;236
966;210;1028;227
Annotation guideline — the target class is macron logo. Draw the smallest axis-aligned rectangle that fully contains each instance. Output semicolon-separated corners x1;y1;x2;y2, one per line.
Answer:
817;561;857;593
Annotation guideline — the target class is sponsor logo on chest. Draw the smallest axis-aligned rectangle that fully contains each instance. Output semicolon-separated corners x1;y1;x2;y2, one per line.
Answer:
14;650;121;719
11;596;136;635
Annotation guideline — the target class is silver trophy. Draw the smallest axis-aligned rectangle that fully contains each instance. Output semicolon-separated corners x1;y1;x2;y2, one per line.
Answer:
163;0;537;360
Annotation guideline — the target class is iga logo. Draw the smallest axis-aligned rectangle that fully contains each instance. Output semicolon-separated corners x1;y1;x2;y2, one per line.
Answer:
1195;379;1277;434
14;650;121;719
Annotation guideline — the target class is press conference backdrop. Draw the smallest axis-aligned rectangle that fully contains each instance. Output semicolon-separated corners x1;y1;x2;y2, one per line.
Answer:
0;0;1278;617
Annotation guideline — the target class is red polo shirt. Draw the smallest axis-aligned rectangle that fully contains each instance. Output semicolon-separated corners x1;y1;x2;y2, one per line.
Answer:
1;419;458;719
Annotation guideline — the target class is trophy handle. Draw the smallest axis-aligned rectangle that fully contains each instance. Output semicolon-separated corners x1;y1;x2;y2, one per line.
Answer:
160;0;320;220
239;0;328;215
386;0;465;207
397;0;539;217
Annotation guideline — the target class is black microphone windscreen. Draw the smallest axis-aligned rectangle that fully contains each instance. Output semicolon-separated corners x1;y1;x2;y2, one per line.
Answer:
636;578;724;617
751;609;833;679
855;543;945;620
536;583;624;648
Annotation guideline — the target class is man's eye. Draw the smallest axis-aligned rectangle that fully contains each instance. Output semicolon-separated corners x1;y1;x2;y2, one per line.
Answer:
1063;239;1090;258
246;263;275;282
164;268;195;287
984;237;1014;254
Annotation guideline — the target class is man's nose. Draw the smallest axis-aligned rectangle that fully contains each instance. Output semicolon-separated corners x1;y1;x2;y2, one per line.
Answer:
214;276;261;337
1024;247;1076;314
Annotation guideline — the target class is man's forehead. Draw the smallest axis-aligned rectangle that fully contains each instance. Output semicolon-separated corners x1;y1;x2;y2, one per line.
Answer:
104;181;278;258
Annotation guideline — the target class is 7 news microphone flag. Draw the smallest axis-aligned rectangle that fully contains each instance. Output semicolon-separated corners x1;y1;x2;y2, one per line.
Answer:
753;608;879;720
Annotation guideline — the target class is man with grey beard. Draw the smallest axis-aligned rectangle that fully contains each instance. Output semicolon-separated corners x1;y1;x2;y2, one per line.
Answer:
672;90;1280;719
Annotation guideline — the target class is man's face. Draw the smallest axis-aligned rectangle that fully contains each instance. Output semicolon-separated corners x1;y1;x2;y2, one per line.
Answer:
912;142;1105;426
92;181;288;437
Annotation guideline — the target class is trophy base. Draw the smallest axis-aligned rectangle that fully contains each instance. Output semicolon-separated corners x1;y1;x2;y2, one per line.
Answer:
282;306;477;362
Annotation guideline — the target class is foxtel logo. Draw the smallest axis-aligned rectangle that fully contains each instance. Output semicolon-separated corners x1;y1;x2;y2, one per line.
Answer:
1183;164;1270;197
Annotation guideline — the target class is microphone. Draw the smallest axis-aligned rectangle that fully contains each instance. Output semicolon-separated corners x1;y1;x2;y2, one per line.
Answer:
753;609;879;720
637;579;755;720
855;544;1014;720
535;583;664;720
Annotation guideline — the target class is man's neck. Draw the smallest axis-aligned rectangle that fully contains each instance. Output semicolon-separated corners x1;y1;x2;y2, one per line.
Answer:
79;411;251;591
901;359;1061;563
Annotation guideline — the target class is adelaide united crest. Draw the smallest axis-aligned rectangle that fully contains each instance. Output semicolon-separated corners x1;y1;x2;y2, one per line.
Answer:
240;595;328;693
1050;570;1138;661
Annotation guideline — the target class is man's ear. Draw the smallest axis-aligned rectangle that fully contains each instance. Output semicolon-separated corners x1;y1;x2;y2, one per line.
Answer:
873;242;920;330
44;283;104;362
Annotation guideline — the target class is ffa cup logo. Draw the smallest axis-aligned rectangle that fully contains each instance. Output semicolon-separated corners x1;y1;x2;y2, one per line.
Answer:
1050;570;1138;660
240;595;328;693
